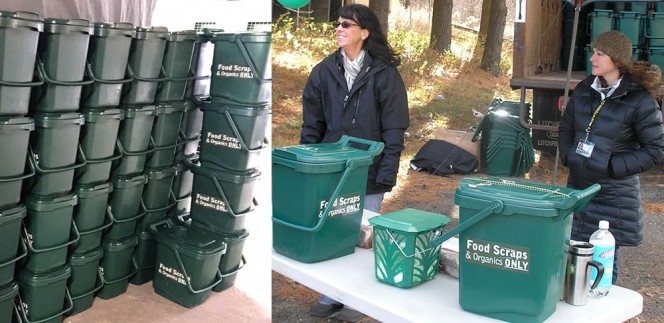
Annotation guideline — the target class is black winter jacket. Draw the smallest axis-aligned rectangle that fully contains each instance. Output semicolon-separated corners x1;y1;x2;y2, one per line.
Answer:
300;49;409;194
558;75;664;246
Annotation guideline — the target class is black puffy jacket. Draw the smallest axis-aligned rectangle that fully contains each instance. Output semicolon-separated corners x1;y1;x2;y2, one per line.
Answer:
558;75;664;246
300;49;409;194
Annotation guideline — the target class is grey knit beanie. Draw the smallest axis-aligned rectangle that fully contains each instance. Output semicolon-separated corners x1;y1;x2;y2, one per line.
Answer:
591;30;633;62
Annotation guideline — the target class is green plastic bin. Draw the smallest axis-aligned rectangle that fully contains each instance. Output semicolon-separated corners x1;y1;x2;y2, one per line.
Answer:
207;31;272;106
113;106;157;176
32;18;93;113
82;22;135;108
75;109;123;186
647;13;664;47
122;26;169;105
199;104;270;172
138;166;177;229
105;174;147;240
272;135;384;263
98;236;138;299
589;10;614;42
17;265;72;323
0;281;18;323
146;102;186;168
428;177;600;323
369;208;451;288
616;11;644;47
152;221;225;308
190;163;260;233
0;205;27;286
203;228;249;292
0;11;43;117
130;229;156;285
0;117;34;209
68;247;103;315
71;183;113;255
24;193;79;274
155;31;198;103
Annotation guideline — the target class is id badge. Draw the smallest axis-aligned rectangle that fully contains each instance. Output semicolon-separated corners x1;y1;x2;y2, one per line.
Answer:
575;139;595;158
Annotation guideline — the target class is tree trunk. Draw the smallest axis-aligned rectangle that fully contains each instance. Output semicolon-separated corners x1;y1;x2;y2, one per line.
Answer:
429;0;453;53
472;0;492;60
370;0;390;37
480;0;506;76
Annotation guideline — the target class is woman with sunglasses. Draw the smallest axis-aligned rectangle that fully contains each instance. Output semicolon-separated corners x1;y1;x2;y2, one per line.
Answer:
300;3;409;322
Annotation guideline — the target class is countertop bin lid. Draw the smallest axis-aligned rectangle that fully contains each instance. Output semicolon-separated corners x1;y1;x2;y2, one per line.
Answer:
369;208;451;232
26;192;78;211
134;26;169;40
0;117;35;131
0;11;43;30
68;247;104;266
92;22;135;37
153;223;226;257
42;17;92;34
19;264;71;287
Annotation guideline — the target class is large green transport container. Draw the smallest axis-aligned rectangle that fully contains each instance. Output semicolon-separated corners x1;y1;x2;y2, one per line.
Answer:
82;22;135;108
0;11;43;117
439;177;600;322
0;205;27;286
155;31;198;103
369;208;451;289
152;222;225;308
68;247;103;315
72;183;112;255
207;31;272;106
199;104;270;172
0;281;18;323
17;265;72;323
122;26;169;105
24;193;79;274
0;117;34;210
98;236;138;299
75;109;123;186
272;136;384;263
32;18;93;113
113;106;157;176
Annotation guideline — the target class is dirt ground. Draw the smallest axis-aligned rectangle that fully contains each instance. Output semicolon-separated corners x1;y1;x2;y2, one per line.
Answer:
272;152;664;322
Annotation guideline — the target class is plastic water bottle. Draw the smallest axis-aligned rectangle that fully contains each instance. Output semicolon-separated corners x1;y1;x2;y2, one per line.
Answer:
588;220;615;298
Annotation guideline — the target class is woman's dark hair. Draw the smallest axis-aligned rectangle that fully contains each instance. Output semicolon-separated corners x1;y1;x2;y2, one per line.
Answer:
614;59;663;100
338;4;401;66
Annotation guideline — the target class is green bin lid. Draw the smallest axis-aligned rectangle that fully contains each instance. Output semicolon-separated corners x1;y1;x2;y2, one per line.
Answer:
134;26;169;40
0;117;34;132
43;18;92;34
205;31;271;43
0;204;27;225
112;173;148;188
272;141;378;165
26;193;78;211
190;163;260;184
34;112;84;127
91;22;135;37
76;181;113;198
81;108;124;123
102;235;139;252
19;265;71;287
0;281;18;302
167;30;198;42
154;224;226;257
155;103;187;115
455;177;600;216
68;247;104;266
147;165;177;180
369;208;451;232
122;105;158;118
0;11;43;30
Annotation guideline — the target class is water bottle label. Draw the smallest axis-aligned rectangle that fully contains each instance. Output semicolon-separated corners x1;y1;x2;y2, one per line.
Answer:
591;245;614;287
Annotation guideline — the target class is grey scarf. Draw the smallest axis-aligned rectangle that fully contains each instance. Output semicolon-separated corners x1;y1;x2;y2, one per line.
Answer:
341;49;366;91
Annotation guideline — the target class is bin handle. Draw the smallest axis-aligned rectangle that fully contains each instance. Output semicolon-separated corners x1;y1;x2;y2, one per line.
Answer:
22;221;80;254
0;151;36;182
115;138;156;156
125;64;168;82
36;58;94;86
85;62;133;84
0;238;27;269
98;258;138;285
339;135;384;157
148;218;174;235
70;269;104;300
162;70;197;82
207;172;255;218
140;197;176;214
170;244;223;294
79;144;123;164
17;287;73;323
221;255;247;278
430;200;504;247
233;34;271;84
76;207;114;237
221;109;269;153
106;206;146;224
0;62;45;87
28;145;87;174
271;159;357;233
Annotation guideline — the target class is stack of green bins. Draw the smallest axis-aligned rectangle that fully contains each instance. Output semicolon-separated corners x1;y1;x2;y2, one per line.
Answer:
186;30;272;293
472;99;534;177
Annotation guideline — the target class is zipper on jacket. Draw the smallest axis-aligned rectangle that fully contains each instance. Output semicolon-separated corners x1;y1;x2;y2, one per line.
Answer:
352;90;361;128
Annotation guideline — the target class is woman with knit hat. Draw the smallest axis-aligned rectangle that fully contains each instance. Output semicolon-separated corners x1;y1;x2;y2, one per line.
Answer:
559;30;664;284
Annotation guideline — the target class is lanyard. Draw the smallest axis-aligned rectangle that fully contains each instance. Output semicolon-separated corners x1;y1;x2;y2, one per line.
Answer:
585;99;606;140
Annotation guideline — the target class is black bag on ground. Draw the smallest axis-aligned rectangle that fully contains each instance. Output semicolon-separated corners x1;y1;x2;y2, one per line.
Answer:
410;139;478;175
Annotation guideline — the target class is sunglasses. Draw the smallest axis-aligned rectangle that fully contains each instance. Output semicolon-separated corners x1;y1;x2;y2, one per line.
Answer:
333;21;359;29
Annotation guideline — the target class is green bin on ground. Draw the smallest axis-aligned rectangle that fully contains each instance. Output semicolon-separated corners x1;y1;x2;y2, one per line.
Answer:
67;247;103;315
272;135;383;263
98;235;138;300
0;281;18;323
0;205;27;286
17;265;72;323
